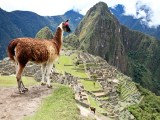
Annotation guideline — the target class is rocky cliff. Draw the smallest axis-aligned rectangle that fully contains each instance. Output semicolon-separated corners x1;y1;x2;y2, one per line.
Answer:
75;2;127;73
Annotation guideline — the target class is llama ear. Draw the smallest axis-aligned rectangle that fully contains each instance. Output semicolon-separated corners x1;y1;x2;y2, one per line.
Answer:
64;19;69;26
65;19;69;22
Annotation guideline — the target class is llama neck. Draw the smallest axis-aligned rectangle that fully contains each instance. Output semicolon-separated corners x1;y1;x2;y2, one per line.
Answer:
53;27;63;43
52;26;63;54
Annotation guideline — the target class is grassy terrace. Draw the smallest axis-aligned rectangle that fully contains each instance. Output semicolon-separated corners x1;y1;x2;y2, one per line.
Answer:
88;95;107;114
26;84;82;120
0;75;38;87
119;81;137;101
55;54;88;78
55;53;107;114
81;80;102;92
55;54;102;91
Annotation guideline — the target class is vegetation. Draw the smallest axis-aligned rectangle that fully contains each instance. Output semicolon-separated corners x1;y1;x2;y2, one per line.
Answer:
64;34;80;49
88;95;106;114
127;36;160;95
81;80;102;91
35;26;53;39
65;1;160;96
0;75;38;86
55;54;88;78
25;84;82;120
128;85;160;120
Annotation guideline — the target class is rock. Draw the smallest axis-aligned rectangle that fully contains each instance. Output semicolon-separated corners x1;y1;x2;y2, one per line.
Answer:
34;70;42;82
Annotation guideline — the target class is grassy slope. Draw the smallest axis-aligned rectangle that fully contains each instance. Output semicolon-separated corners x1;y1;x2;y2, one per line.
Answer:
55;54;101;90
81;80;102;91
128;85;160;120
55;54;103;92
55;53;107;114
0;53;104;119
3;52;160;119
0;76;83;120
0;76;38;86
55;54;88;78
88;95;107;113
26;84;82;120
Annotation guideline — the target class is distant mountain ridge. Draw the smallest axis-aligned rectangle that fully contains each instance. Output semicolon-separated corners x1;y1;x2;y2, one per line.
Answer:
109;4;160;40
0;8;83;59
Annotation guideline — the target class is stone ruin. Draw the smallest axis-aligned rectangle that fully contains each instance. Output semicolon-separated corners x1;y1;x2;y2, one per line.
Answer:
76;52;139;120
0;51;140;120
0;58;40;77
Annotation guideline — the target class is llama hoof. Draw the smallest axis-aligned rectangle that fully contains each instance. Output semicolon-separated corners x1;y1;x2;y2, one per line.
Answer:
19;90;25;94
41;83;46;86
47;85;52;88
23;88;28;91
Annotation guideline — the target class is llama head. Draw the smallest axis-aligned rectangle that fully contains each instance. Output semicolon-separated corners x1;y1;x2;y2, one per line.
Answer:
59;20;71;33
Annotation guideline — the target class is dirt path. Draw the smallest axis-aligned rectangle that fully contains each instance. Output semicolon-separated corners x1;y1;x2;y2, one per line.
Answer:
0;85;53;120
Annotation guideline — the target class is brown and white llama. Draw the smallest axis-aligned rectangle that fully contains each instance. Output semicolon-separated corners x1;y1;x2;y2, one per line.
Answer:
7;20;71;94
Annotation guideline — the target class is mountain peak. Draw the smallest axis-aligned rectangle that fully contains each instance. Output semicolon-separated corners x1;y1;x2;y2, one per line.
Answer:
94;2;109;9
75;1;118;38
74;1;127;72
86;2;110;17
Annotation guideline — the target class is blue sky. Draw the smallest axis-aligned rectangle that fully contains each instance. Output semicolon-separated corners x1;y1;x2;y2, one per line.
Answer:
1;0;160;27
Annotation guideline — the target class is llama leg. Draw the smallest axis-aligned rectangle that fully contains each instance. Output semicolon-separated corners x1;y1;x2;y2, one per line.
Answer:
41;63;47;85
15;62;18;74
16;64;28;93
14;57;19;75
46;62;53;88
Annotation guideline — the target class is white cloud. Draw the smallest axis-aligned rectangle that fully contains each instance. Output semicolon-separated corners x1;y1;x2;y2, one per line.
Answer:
108;0;160;27
0;0;160;27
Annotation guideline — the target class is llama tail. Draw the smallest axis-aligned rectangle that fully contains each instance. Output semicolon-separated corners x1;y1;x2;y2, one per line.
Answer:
7;39;19;61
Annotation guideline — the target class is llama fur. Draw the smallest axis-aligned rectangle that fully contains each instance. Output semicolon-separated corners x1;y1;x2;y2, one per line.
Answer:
7;21;71;93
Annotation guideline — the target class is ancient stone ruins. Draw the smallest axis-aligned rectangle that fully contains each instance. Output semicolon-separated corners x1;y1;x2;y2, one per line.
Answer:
0;50;142;120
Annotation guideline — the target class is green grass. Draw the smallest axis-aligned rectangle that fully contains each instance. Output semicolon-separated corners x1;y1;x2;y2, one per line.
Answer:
81;80;102;91
25;84;82;120
55;55;88;78
98;96;109;101
0;75;38;87
88;95;106;114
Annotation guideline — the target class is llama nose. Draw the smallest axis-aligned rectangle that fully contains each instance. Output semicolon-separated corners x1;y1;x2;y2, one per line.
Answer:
67;28;71;32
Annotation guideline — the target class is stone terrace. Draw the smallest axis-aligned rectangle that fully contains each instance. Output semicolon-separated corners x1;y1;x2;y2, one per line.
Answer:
77;52;141;120
0;50;141;120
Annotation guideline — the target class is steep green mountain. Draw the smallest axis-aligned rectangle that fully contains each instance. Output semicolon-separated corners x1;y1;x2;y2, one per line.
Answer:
35;26;53;39
75;2;128;73
110;4;160;40
128;84;160;120
66;2;160;95
0;8;83;59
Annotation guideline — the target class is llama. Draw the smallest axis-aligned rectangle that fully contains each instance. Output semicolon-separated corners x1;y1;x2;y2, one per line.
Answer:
7;20;71;94
90;106;96;114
